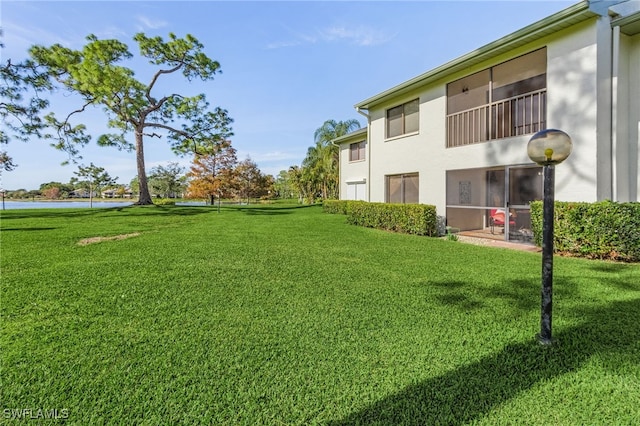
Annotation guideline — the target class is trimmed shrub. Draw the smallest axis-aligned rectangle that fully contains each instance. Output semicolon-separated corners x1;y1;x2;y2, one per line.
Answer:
155;198;176;206
342;201;437;236
322;200;349;215
530;200;640;262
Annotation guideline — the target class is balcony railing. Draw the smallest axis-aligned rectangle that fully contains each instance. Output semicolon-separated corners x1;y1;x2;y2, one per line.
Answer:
446;89;546;148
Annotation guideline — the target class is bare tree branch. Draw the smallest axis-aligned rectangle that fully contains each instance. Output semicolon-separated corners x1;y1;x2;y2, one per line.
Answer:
146;63;183;102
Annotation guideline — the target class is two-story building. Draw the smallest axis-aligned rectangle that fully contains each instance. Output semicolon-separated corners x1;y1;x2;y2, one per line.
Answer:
335;0;640;242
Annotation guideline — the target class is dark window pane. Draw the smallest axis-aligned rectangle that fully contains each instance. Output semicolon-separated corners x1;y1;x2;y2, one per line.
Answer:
447;70;490;114
387;173;419;204
404;174;419;203
387;175;402;203
509;167;542;205
349;143;357;161
492;48;546;99
387;105;403;138
404;99;420;133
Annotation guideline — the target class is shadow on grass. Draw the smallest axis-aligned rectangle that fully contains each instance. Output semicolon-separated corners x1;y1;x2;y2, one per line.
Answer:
232;204;319;215
334;269;640;425
0;208;110;220
0;203;319;220
330;296;640;425
0;227;56;232
427;278;547;314
240;208;294;216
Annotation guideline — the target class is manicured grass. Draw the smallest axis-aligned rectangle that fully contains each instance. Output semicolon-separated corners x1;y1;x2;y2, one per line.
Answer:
1;204;639;424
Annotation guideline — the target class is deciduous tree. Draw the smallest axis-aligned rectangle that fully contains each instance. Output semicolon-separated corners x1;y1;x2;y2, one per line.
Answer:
234;157;272;204
41;186;60;200
187;140;237;205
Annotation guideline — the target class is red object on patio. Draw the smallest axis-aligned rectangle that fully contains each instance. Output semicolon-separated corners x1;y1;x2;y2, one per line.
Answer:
490;209;516;234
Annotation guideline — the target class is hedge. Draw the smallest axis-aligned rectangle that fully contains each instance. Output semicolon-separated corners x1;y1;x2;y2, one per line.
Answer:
324;200;438;237
322;199;350;215
154;198;176;206
530;200;640;262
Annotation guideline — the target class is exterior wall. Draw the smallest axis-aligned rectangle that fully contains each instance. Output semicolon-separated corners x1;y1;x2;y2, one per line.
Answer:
339;2;640;222
631;33;640;201
363;18;603;215
546;19;600;202
614;30;640;201
367;87;444;206
339;138;369;200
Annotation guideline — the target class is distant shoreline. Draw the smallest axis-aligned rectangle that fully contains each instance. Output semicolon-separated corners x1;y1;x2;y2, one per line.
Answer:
3;198;137;203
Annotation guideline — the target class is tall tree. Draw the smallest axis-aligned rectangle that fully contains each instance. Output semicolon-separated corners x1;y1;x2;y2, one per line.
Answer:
73;163;118;207
39;181;74;199
234;157;272;204
28;32;233;205
129;176;140;198
186;140;237;205
287;165;316;204
148;162;186;198
1;33;53;172
302;119;360;201
274;169;294;199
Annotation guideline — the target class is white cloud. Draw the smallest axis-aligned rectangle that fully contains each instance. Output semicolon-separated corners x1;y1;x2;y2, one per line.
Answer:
95;25;129;40
320;25;392;46
1;21;73;58
267;23;391;49
136;15;168;31
266;40;303;49
238;150;300;163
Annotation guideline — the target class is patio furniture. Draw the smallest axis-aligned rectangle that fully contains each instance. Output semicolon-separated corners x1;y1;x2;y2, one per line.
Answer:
490;209;516;234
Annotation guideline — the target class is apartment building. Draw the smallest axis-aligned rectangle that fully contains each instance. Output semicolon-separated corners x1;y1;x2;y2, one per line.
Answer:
336;0;640;242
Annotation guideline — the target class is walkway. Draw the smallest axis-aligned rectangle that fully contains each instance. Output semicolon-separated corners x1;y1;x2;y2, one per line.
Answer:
455;235;540;252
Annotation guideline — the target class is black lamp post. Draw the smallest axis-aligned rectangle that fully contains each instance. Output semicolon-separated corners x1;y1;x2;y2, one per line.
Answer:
527;129;572;345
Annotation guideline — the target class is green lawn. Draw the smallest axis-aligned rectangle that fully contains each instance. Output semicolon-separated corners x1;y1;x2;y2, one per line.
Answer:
1;204;639;425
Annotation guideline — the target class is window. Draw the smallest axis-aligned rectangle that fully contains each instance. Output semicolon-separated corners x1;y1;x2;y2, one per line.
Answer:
446;48;547;147
386;99;419;138
386;173;419;204
349;141;366;162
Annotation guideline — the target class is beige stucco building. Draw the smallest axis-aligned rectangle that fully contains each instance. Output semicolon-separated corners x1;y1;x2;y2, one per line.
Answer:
336;0;640;242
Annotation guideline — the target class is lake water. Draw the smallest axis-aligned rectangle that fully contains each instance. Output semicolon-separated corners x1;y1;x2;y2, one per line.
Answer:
0;200;207;210
1;201;134;210
1;201;207;210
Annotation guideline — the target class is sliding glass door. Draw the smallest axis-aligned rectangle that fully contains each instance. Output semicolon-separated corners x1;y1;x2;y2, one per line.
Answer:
506;166;542;242
446;165;542;243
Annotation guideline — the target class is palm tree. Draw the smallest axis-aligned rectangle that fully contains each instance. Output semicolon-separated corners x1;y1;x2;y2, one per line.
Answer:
306;119;361;200
288;165;315;204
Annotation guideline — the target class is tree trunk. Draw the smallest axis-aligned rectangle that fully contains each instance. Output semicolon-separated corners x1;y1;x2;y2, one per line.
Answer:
134;129;153;205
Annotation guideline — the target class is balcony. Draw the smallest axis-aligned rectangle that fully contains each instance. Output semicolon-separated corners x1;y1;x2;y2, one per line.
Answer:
446;89;546;148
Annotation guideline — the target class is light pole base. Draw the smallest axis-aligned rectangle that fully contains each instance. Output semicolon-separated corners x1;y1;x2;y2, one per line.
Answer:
536;333;554;346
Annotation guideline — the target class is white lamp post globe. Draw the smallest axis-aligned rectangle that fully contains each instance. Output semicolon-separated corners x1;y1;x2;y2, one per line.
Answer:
527;129;573;165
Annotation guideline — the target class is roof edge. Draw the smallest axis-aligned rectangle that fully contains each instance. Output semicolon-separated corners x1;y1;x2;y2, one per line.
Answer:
332;127;367;145
355;1;596;110
612;9;640;34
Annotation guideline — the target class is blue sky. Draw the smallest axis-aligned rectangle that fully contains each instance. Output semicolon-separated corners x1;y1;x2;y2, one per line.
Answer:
1;0;574;190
